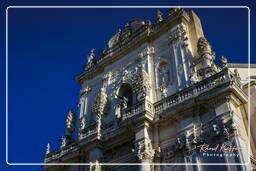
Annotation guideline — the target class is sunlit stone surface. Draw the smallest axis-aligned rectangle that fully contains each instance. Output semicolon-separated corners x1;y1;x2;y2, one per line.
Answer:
43;8;256;171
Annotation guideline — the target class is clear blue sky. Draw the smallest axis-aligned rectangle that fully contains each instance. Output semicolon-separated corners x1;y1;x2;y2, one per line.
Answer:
1;0;255;170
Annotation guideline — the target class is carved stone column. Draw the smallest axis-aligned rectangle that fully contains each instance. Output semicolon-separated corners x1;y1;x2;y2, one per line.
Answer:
139;46;156;102
79;86;91;119
168;24;193;90
135;122;155;171
89;148;103;171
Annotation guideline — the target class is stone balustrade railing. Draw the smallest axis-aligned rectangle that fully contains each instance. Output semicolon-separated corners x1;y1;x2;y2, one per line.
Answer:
79;123;98;140
154;68;241;114
121;100;153;121
44;143;79;163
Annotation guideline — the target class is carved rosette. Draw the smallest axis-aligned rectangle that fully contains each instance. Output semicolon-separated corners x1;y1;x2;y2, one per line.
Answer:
135;139;155;162
92;88;108;116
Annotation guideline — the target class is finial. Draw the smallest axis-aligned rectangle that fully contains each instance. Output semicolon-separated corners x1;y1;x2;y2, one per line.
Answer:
197;37;212;56
66;110;75;130
156;10;163;23
45;143;50;155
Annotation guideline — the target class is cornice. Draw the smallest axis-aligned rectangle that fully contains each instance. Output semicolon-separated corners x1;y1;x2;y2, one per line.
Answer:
227;63;256;68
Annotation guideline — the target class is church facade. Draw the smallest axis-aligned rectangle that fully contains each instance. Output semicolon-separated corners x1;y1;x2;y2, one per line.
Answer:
43;8;256;171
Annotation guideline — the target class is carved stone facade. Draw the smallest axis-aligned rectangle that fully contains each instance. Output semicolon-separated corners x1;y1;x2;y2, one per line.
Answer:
44;8;255;171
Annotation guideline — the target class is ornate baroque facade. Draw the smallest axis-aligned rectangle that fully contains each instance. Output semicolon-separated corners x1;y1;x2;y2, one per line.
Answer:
43;8;256;171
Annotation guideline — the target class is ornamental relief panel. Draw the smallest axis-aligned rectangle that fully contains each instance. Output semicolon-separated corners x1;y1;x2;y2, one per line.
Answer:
91;88;109;115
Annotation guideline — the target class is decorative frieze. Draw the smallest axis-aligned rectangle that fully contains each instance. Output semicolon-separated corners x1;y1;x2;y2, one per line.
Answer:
161;113;238;160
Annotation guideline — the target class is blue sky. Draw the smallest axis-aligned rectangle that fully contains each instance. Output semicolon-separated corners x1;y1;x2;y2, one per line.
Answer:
1;0;255;170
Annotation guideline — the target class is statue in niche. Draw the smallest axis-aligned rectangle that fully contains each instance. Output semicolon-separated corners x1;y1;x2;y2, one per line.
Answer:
122;96;128;109
158;62;170;87
114;104;121;118
92;87;108;115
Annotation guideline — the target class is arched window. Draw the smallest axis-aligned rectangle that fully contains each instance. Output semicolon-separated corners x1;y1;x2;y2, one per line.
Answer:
117;83;133;108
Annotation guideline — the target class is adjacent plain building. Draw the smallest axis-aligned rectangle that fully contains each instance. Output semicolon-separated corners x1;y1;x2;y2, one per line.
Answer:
43;8;256;171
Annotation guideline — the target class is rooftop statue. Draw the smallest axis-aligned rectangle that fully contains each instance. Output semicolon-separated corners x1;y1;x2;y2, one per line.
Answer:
156;10;163;23
84;48;95;71
87;48;95;64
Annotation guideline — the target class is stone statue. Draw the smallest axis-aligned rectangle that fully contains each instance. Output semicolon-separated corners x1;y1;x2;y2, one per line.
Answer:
60;136;67;148
221;56;228;68
85;49;95;71
80;117;86;130
159;63;169;86
234;68;241;82
160;85;168;99
156;10;163;23
114;104;121;118
122;96;128;109
87;48;95;64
